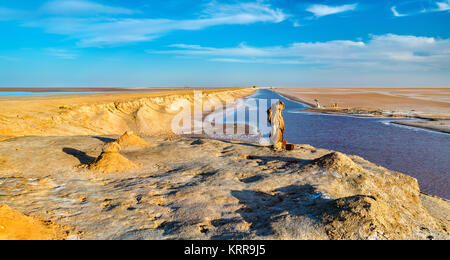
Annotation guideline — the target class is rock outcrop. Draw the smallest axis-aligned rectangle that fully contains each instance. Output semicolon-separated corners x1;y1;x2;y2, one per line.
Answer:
87;142;137;173
305;152;448;239
116;131;150;148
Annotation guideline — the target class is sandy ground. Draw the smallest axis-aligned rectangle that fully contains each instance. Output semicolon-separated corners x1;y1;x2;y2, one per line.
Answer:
0;203;75;240
273;87;450;133
391;120;450;134
0;135;448;240
273;87;450;114
0;88;254;137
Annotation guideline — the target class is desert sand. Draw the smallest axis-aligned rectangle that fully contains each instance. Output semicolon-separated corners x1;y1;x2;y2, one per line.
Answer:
274;87;450;133
0;135;448;240
0;87;449;240
0;204;75;240
0;88;253;137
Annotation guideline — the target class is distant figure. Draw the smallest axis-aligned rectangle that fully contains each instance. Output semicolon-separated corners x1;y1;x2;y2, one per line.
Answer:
314;99;321;108
267;101;294;151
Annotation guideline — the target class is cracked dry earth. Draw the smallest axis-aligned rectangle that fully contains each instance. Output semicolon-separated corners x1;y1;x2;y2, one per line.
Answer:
0;135;449;240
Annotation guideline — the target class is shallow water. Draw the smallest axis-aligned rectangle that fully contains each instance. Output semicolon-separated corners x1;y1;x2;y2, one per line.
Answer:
225;89;450;199
0;91;92;97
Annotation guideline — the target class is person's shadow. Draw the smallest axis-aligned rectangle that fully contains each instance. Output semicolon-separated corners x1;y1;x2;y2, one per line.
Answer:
63;148;95;164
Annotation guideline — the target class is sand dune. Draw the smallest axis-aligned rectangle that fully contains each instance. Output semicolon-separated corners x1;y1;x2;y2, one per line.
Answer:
0;203;74;240
86;142;137;174
116;131;151;148
0;88;254;138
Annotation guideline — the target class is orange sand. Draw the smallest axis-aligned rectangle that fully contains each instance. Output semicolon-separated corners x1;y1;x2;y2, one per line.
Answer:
0;204;68;240
0;88;254;137
116;131;150;148
87;142;137;173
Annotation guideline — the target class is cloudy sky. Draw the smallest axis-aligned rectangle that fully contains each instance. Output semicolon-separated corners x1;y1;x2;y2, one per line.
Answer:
0;0;449;87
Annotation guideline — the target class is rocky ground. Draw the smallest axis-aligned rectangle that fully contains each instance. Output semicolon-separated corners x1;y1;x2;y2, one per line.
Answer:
0;134;448;240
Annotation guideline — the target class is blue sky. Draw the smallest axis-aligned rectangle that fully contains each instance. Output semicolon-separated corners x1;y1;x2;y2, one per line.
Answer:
0;0;449;87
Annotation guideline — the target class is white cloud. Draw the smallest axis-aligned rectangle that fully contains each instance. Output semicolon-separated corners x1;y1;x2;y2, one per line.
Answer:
306;3;357;17
202;1;286;23
41;0;135;15
45;48;78;59
157;40;366;60
210;58;304;64
166;43;272;57
436;1;450;11
25;1;287;47
157;34;450;70
391;1;450;17
391;6;407;17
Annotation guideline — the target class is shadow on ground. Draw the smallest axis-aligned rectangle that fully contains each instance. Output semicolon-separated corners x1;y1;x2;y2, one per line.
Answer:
247;155;313;167
231;184;332;237
62;147;95;164
92;136;116;143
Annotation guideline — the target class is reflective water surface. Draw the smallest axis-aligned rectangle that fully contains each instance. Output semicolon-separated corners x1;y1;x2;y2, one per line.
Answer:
231;89;450;199
0;91;92;97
